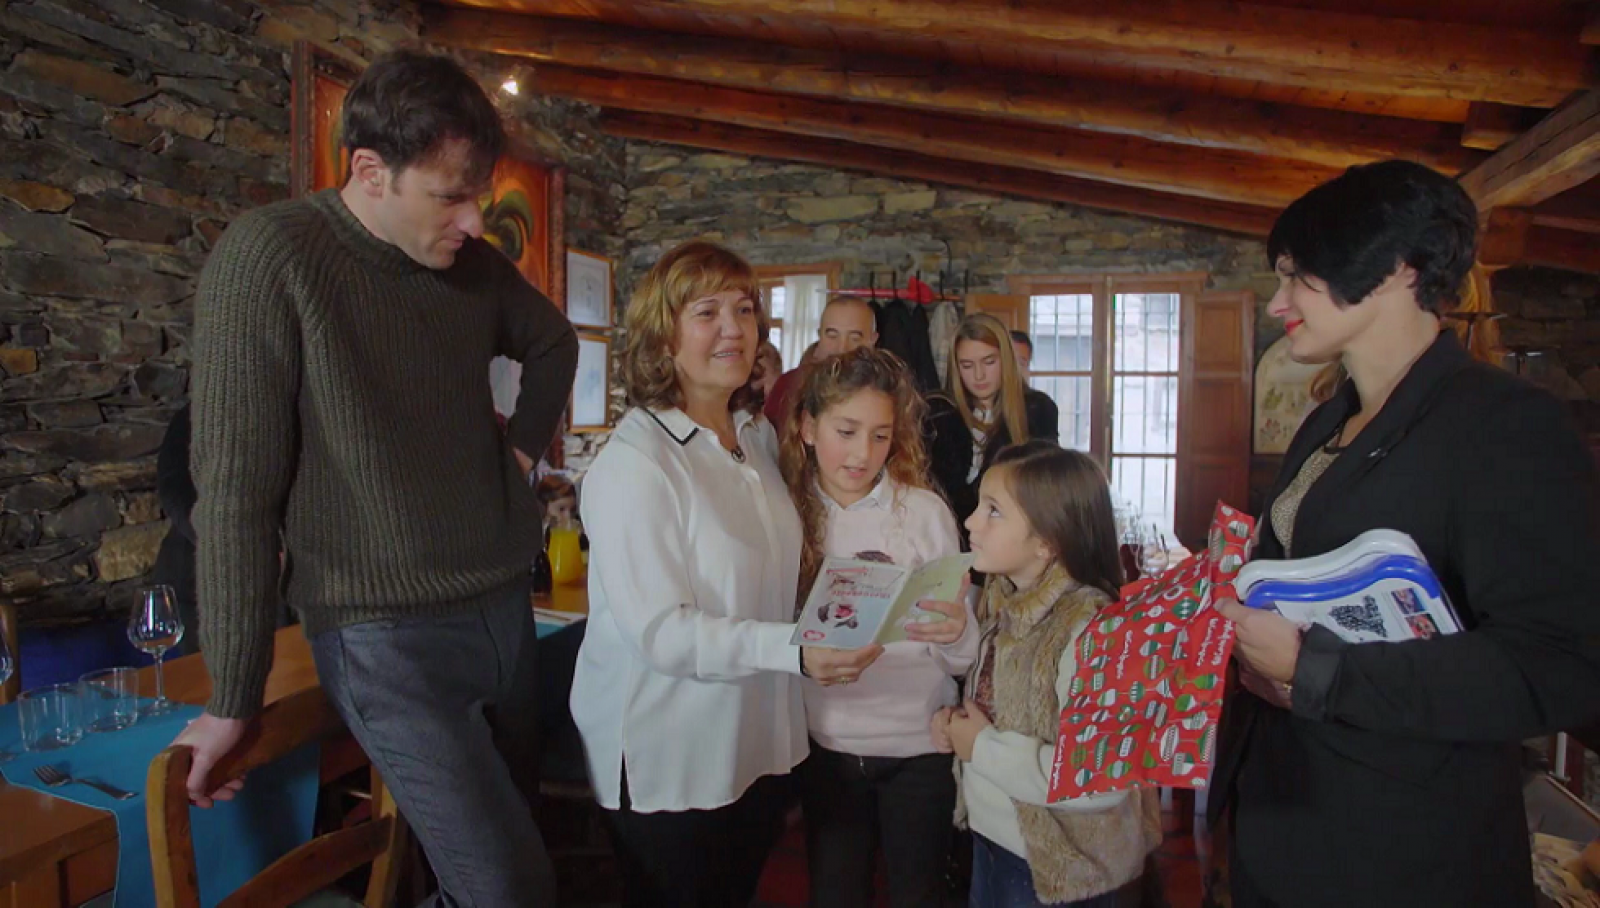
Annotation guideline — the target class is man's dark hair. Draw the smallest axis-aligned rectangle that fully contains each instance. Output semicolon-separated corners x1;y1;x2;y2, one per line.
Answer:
340;50;506;188
1009;329;1033;353
1266;160;1478;313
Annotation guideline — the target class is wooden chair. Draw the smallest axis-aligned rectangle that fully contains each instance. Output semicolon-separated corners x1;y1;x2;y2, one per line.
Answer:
1;601;19;705
146;688;408;908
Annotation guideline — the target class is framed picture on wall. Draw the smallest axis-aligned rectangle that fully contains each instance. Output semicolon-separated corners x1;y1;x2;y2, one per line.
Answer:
482;156;559;292
571;333;612;432
290;40;363;198
566;249;613;329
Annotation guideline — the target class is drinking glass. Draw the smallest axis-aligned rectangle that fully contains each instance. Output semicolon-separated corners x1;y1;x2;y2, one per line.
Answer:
1141;525;1172;580
80;667;140;732
1118;517;1146;583
548;518;585;587
0;622;13;763
128;585;184;715
19;683;83;751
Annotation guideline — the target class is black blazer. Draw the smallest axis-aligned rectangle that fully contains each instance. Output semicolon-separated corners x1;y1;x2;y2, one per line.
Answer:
1210;332;1600;908
924;388;1059;534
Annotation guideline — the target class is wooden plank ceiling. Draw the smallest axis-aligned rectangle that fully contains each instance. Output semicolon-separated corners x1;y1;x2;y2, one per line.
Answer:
423;0;1600;271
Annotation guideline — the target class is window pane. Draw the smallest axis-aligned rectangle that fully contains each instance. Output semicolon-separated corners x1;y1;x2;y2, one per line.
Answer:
1111;376;1178;454
1113;293;1180;373
1111;456;1176;539
768;285;787;321
1028;294;1094;372
769;326;783;360
1029;375;1091;451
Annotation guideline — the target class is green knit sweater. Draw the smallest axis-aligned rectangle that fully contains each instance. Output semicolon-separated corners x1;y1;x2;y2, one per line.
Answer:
191;189;578;718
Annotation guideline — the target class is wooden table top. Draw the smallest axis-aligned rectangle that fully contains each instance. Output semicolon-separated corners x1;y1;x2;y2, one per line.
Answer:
0;627;318;887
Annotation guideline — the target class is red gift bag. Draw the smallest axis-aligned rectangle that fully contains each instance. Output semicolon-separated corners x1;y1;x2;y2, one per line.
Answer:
1047;502;1254;801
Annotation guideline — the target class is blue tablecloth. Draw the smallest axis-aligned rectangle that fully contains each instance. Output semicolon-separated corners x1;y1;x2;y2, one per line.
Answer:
0;699;319;908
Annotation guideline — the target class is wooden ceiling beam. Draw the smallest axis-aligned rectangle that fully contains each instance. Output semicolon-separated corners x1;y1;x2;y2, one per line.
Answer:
1461;103;1547;151
425;8;1480;173
519;65;1339;208
1530;181;1600;234
1481;208;1600;274
599;109;1279;237
451;0;1600;107
1459;91;1600;210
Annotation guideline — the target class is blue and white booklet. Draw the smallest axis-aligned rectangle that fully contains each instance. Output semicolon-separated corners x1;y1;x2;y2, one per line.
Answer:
1235;529;1461;643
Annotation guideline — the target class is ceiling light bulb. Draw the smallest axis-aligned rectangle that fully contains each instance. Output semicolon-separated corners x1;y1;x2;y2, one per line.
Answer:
501;78;519;96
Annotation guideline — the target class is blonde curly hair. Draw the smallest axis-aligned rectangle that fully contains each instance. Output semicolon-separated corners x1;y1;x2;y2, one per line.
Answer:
620;240;770;416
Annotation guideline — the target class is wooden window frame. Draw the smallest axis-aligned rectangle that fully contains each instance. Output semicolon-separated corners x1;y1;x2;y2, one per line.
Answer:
754;262;843;364
1008;272;1206;466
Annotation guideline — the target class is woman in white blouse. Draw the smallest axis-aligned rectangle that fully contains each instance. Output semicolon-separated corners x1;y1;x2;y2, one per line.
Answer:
571;240;883;907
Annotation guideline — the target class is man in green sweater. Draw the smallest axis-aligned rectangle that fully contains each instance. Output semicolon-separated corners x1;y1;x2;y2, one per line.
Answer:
175;51;576;906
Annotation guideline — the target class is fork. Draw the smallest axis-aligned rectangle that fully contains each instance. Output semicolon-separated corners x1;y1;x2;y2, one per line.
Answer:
33;764;137;800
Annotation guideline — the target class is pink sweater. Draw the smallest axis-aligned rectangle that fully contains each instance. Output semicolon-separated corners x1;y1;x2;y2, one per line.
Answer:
803;478;978;757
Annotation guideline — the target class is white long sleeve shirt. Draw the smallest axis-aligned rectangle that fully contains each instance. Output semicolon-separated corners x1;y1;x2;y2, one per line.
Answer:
571;407;807;812
962;627;1128;858
803;478;978;757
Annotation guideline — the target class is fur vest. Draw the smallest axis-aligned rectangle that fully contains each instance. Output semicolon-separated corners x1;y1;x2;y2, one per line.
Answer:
969;565;1161;903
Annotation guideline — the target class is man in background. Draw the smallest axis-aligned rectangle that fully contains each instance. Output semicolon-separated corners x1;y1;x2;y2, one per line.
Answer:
1010;329;1034;382
763;296;879;423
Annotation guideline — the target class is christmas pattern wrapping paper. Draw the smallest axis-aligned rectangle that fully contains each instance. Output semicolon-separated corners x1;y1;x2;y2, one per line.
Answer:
1047;502;1255;802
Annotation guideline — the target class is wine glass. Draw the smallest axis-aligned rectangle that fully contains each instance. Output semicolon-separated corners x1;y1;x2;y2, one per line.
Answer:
128;585;184;715
1141;524;1172;579
0;620;14;763
1117;508;1146;582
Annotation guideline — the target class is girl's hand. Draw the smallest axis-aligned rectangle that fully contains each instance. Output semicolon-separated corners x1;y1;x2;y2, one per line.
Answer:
905;598;968;645
803;644;884;686
930;707;955;753
946;698;992;762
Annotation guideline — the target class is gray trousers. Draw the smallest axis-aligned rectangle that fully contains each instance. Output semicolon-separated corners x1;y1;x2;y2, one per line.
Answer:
310;580;555;907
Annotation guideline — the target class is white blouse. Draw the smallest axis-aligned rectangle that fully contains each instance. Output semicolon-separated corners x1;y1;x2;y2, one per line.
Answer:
571;406;808;813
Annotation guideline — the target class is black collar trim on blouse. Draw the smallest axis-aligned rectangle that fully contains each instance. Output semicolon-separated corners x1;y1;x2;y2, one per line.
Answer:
643;408;698;447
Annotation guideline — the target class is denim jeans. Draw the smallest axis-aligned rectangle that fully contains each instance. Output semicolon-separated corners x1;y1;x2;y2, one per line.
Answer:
310;579;554;907
968;834;1122;908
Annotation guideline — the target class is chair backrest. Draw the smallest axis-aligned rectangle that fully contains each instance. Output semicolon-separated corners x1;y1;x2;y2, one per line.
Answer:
146;687;408;908
1;601;19;705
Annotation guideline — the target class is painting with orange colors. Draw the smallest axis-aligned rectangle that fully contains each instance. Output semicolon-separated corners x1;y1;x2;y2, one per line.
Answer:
480;156;552;292
311;72;349;192
290;41;360;199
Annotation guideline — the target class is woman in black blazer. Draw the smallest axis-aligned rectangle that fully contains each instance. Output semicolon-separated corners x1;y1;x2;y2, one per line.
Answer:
924;312;1059;536
1212;160;1600;907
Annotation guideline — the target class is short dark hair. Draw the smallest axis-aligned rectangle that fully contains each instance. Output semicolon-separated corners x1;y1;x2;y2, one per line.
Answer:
341;50;505;187
1009;329;1033;353
1266;160;1478;313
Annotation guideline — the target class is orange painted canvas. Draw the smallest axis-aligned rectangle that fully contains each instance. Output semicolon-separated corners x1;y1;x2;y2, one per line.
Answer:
480;156;552;291
311;72;349;192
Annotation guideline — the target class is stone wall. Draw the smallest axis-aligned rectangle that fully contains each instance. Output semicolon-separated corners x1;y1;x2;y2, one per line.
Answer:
1491;267;1600;430
0;0;625;625
621;145;1274;312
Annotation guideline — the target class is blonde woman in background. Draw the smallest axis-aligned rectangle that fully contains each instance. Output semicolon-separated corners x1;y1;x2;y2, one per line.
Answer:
924;313;1059;547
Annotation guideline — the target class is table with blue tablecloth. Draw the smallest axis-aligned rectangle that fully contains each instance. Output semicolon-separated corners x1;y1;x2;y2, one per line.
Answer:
2;600;587;907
